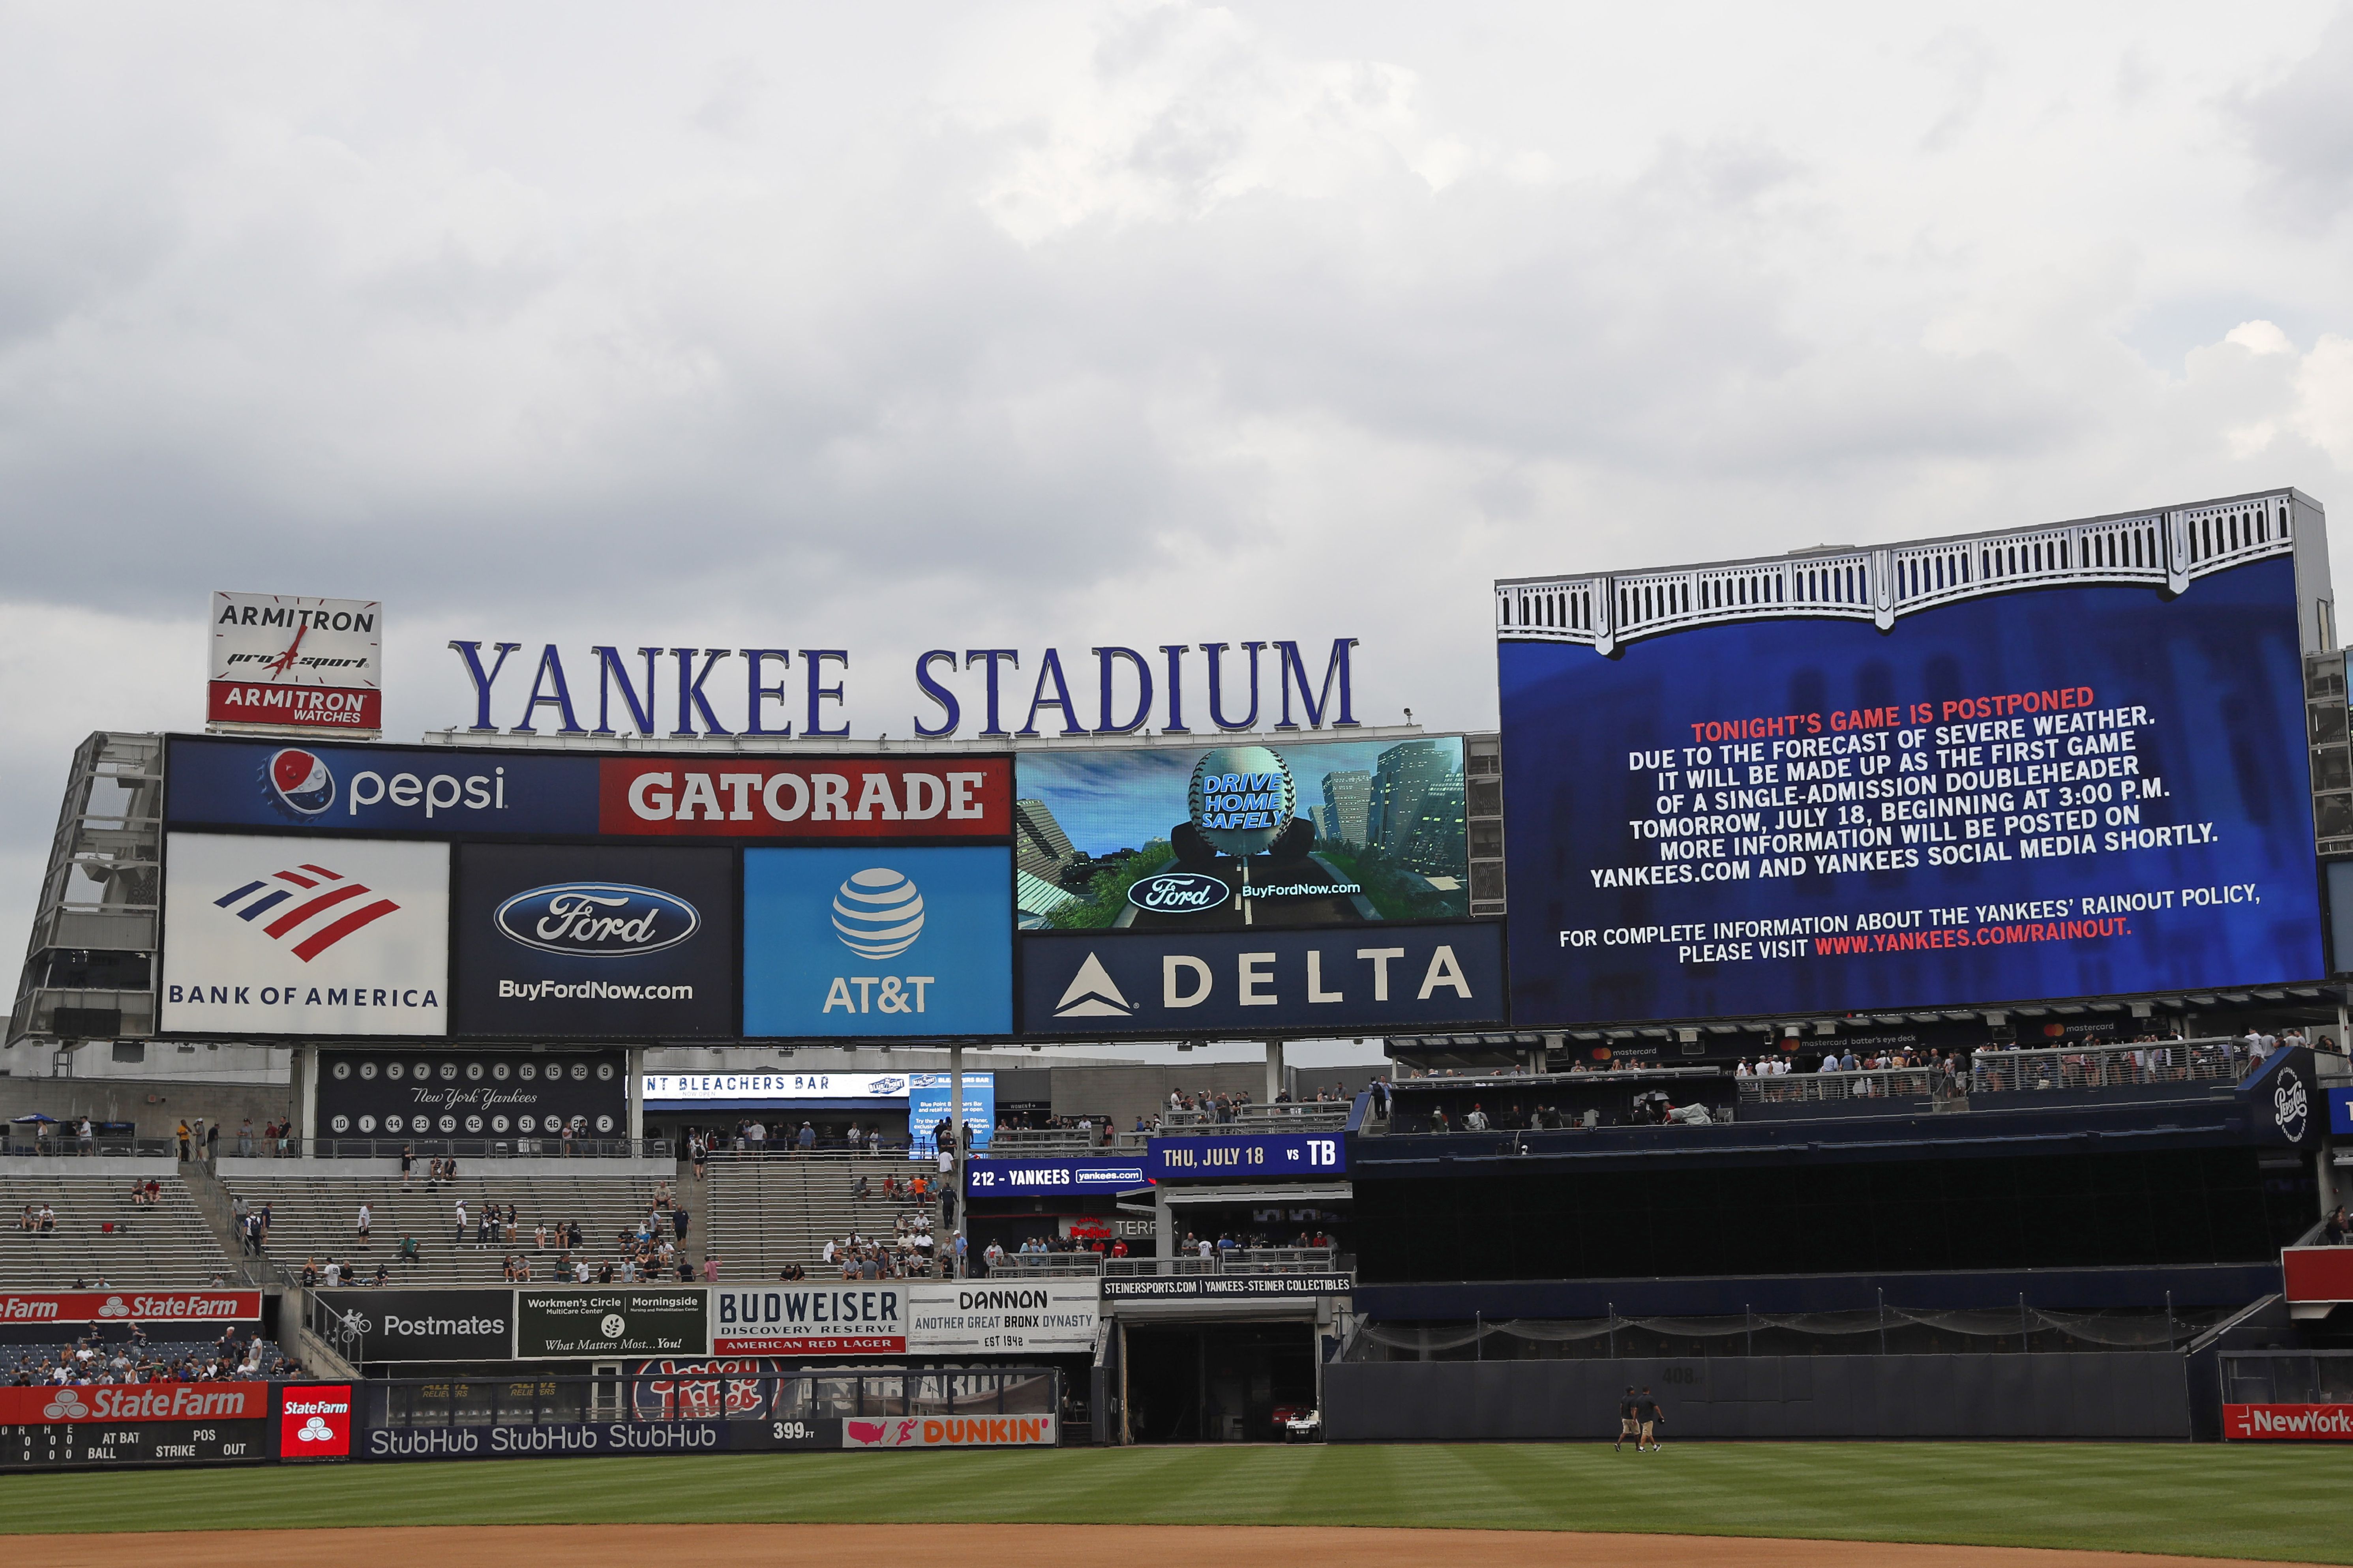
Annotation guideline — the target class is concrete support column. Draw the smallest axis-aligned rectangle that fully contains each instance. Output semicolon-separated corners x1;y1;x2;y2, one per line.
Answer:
1265;1039;1284;1103
627;1046;646;1146
950;1043;966;1279
1156;1183;1174;1261
296;1044;318;1153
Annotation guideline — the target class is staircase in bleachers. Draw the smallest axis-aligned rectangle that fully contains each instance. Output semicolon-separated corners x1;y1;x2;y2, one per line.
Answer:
705;1153;939;1280
218;1167;679;1287
0;1168;240;1289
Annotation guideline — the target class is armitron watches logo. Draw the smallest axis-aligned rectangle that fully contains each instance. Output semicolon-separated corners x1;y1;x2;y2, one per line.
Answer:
832;869;924;958
269;749;337;815
494;883;700;957
213;863;399;962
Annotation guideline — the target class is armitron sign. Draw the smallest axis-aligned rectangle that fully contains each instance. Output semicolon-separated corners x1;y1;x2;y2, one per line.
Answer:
209;592;382;738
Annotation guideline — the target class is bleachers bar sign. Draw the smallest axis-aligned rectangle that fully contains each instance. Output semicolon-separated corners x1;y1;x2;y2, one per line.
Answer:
712;1285;906;1355
208;592;382;737
0;1289;260;1323
1017;921;1505;1037
0;1381;270;1469
517;1288;709;1358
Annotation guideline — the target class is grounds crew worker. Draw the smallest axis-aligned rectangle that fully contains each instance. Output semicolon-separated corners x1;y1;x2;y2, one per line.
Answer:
1637;1386;1665;1451
1615;1386;1640;1451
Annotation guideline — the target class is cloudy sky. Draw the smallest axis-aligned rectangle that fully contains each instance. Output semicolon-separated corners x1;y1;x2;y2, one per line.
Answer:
7;2;2353;1047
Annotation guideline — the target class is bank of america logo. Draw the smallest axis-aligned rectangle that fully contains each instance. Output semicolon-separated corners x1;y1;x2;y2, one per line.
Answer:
214;864;399;961
1053;952;1132;1018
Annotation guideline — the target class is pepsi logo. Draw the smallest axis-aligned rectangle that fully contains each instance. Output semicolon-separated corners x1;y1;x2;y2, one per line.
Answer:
493;883;700;957
832;869;924;958
269;749;336;815
1127;871;1231;914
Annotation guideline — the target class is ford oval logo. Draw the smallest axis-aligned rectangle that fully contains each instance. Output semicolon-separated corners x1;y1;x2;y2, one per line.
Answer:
1127;871;1232;913
493;882;700;957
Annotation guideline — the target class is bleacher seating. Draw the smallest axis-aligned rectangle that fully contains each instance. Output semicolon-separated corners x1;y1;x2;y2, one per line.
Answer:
1;1171;240;1289
705;1153;939;1279
2;1337;291;1383
219;1167;681;1287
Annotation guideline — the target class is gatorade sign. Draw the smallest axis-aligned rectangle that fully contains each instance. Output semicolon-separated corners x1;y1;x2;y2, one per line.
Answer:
280;1385;353;1459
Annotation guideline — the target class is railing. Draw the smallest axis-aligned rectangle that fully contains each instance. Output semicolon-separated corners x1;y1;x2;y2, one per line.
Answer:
2;1136;176;1158
986;1129;1106;1156
358;1368;1060;1427
1969;1037;2247;1094
986;1253;1104;1277
1498;490;2295;653
1737;1067;1954;1104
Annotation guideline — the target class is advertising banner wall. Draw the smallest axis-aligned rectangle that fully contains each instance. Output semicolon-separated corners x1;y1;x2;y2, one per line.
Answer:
0;1382;270;1424
1014;737;1465;931
907;1281;1099;1355
711;1285;907;1354
0;1383;271;1468
1018;920;1505;1036
1100;1274;1352;1300
517;1289;709;1358
1146;1133;1346;1181
161;833;449;1036
964;1158;1146;1196
316;1051;626;1139
452;845;738;1038
2283;1246;2353;1305
741;846;1013;1037
208;593;382;737
166;735;598;837
365;1422;727;1460
906;1071;995;1153
843;1414;1056;1448
1500;554;2325;1024
2225;1404;2353;1439
598;757;1012;838
630;1357;777;1420
2329;1086;2353;1136
0;1290;259;1324
313;1289;515;1362
642;1070;933;1102
280;1385;354;1459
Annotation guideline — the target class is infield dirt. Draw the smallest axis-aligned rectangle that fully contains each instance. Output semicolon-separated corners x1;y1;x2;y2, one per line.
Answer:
6;1525;2317;1567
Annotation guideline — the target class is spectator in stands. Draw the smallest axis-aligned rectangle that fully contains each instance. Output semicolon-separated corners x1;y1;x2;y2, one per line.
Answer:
205;1122;219;1161
703;1254;721;1281
797;1122;816;1154
299;1258;319;1286
356;1202;372;1248
690;1133;708;1179
37;1205;54;1234
454;1197;469;1245
176;1120;191;1161
370;1263;389;1287
1464;1105;1489;1131
238;1119;253;1158
400;1145;414;1186
2327;1206;2349;1246
398;1235;420;1264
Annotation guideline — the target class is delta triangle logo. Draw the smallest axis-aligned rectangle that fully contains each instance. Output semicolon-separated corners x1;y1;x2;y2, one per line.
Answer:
1054;952;1133;1018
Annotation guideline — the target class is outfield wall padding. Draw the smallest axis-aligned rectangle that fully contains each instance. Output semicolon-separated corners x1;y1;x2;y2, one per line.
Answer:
1322;1353;2191;1441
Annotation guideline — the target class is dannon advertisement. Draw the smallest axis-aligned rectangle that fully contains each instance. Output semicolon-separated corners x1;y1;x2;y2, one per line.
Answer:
161;833;450;1036
906;1282;1099;1355
1500;552;2325;1023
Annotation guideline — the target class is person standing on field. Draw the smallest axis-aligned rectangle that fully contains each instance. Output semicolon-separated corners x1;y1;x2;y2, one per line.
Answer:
1637;1386;1665;1451
1615;1386;1640;1451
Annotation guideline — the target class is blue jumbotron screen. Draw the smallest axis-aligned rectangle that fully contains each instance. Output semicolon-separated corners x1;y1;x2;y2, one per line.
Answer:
1500;556;2323;1024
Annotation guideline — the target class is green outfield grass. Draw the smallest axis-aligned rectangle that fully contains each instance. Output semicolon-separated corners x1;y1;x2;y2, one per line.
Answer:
2;1443;2346;1562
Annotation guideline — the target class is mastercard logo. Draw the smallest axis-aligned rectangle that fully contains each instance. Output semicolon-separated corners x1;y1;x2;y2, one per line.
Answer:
269;749;336;815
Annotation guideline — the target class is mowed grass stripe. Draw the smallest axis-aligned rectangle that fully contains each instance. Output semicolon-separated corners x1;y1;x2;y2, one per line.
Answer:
2;1444;2347;1562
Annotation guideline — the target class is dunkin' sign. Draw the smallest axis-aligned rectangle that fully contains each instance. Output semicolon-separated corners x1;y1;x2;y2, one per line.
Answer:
0;1291;261;1323
842;1414;1056;1449
0;1382;268;1424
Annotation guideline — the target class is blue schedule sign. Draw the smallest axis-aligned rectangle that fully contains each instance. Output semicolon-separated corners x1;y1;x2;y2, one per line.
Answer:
2328;1085;2353;1137
907;1072;996;1155
742;847;1013;1037
167;734;598;837
1147;1133;1347;1181
1500;555;2325;1024
1018;921;1504;1036
965;1158;1147;1195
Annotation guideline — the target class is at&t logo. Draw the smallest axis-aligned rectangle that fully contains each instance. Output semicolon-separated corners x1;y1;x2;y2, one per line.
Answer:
823;868;935;1015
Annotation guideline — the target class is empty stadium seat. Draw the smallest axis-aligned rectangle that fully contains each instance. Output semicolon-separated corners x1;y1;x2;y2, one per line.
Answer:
705;1153;941;1278
0;1170;242;1289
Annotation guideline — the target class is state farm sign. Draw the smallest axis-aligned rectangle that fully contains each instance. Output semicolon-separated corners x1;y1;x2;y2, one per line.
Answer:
208;593;382;738
0;1291;260;1323
1;1382;267;1424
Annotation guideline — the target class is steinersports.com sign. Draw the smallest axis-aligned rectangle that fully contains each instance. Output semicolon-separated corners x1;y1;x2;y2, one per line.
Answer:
0;1291;260;1323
